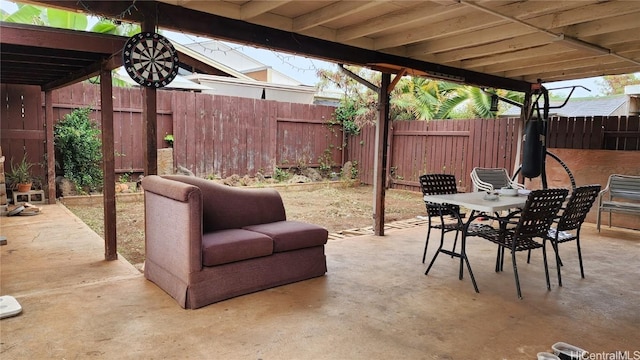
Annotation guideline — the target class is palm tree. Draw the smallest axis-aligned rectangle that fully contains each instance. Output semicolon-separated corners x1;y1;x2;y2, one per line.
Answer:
436;85;525;119
320;64;525;122
390;77;443;120
435;85;490;119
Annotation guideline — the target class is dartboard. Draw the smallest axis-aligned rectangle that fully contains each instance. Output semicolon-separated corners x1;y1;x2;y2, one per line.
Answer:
123;32;179;88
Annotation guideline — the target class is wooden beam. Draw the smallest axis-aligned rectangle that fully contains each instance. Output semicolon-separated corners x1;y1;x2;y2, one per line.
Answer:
388;68;406;94
374;8;504;50
338;64;378;92
430;33;555;63
406;1;611;56
504;54;622;78
170;0;240;19
480;49;591;75
160;3;528;91
534;1;634;29
43;50;123;91
293;1;379;32
373;72;391;236
564;11;640;38
142;3;158;176
336;3;459;42
25;0;532;92
463;43;570;70
44;90;56;204
240;1;290;20
0;22;127;53
535;65;640;82
100;65;117;261
407;23;534;56
524;62;638;83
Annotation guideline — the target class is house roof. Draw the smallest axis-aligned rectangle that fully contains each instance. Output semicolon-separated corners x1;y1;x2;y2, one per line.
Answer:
181;40;306;86
26;0;639;93
113;67;212;91
171;42;254;81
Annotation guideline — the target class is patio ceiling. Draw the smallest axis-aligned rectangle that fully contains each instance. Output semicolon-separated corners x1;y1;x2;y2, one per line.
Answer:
23;0;640;93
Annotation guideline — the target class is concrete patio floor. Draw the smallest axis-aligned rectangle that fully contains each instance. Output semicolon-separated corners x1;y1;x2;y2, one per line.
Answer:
1;203;639;359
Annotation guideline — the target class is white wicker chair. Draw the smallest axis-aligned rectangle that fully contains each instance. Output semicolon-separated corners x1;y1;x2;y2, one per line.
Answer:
470;167;525;192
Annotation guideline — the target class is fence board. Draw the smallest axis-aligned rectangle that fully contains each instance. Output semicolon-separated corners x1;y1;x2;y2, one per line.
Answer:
577;117;589;149
590;117;603;149
195;92;207;175
603;116;621;150
622;116;640;150
554;117;570;148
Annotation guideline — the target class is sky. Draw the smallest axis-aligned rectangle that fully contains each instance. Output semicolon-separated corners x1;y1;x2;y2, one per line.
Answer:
0;0;627;98
162;30;334;87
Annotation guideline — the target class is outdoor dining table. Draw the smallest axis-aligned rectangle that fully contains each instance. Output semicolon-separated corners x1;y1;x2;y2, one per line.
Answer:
422;190;530;293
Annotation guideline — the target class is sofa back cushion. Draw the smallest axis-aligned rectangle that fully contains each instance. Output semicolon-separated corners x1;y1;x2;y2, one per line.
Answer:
164;175;286;232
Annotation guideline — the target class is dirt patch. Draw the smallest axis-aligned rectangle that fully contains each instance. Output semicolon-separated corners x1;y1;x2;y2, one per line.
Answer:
64;182;426;268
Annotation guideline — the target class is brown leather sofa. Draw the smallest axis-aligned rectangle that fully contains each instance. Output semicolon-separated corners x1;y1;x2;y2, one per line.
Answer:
141;175;328;309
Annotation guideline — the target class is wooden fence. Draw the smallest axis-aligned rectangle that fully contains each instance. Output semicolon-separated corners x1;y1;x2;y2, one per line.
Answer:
171;91;339;178
346;115;639;193
1;82;637;195
346;118;521;192
547;116;640;150
0;83;339;182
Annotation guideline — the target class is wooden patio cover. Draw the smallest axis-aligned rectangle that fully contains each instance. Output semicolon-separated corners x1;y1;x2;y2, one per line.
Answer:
6;0;640;259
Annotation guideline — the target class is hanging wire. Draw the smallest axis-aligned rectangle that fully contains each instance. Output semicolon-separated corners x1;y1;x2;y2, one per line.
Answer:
160;11;325;81
77;0;139;23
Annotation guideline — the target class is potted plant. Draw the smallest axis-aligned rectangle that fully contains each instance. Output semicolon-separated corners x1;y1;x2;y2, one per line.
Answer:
163;134;174;148
7;155;34;193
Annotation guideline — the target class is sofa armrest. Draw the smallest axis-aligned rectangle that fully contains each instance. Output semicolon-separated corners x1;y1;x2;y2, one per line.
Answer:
142;175;203;277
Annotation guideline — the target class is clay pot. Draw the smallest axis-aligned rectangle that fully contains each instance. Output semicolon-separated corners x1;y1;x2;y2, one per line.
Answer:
17;183;32;193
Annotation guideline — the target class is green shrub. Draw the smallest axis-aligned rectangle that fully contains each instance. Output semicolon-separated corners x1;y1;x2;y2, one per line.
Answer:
54;108;103;193
274;166;291;182
334;99;361;136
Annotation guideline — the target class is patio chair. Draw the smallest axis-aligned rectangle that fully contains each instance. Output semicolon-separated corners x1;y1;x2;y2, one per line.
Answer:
419;174;463;263
472;188;568;298
545;184;601;287
470;167;524;192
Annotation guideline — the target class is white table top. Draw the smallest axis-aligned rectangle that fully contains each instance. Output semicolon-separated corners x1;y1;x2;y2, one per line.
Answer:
423;191;528;213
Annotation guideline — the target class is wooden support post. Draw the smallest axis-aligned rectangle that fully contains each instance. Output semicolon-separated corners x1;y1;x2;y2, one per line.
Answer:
100;66;117;261
142;5;158;176
44;90;56;204
143;88;158;176
373;73;391;235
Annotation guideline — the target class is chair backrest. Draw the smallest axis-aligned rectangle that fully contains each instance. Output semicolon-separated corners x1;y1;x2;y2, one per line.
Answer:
419;174;458;196
471;167;521;192
557;184;601;232
419;174;459;217
608;174;640;201
515;188;568;240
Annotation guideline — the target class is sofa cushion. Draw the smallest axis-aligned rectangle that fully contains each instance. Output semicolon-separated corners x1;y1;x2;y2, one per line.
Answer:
243;221;328;253
202;229;273;266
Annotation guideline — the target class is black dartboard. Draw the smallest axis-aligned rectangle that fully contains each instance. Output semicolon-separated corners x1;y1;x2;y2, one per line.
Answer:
123;32;179;88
